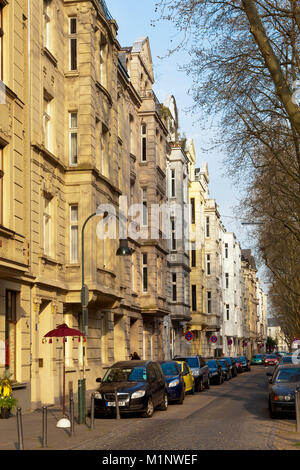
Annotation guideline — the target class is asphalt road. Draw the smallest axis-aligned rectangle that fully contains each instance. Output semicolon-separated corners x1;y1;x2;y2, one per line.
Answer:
73;366;279;450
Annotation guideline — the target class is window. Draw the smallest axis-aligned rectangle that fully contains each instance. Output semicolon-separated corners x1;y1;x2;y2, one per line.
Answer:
171;218;176;250
5;291;17;379
207;291;212;314
206;254;211;275
225;243;228;258
99;34;108;89
191;198;195;224
141;123;147;161
142;253;148;292
172;273;177;301
225;273;229;288
69;112;78;165
43;0;51;51
192;285;197;311
171;169;176;197
69;17;77;71
0;146;3;224
70;205;78;263
100;123;109;176
43;195;52;256
206;216;210;237
0;4;4;81
191;241;196;267
43;92;53;151
142;188;148;226
226;304;230;321
129;114;135;155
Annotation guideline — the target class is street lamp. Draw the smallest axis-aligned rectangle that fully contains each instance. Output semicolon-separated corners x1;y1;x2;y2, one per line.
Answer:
78;209;132;424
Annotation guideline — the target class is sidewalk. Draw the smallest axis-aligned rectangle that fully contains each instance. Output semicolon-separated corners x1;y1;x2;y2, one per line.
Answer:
0;390;113;450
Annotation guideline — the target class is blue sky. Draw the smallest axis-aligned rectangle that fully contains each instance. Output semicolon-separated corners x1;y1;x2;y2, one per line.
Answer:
107;0;255;253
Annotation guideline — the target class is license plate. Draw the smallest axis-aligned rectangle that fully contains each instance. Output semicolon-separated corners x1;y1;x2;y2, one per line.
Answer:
106;401;126;407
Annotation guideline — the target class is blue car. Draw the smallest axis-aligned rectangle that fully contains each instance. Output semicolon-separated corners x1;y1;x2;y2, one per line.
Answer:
159;360;185;404
218;359;232;380
239;356;251;371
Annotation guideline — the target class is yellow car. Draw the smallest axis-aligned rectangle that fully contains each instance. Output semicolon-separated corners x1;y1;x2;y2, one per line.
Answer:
177;361;195;394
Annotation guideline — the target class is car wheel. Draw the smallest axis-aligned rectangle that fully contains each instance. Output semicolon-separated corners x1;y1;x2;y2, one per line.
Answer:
178;388;185;404
204;377;210;389
159;393;168;411
142;398;154;418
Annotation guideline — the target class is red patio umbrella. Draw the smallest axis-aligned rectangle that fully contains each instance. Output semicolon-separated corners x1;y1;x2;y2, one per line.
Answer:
44;323;84;417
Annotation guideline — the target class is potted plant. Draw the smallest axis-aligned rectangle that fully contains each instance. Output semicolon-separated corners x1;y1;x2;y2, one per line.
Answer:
0;373;17;419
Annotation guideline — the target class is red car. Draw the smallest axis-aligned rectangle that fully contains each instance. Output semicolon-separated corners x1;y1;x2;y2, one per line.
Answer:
264;355;279;367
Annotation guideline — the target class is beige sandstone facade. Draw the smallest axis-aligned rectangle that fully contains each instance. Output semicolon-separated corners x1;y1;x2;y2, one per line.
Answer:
0;1;171;410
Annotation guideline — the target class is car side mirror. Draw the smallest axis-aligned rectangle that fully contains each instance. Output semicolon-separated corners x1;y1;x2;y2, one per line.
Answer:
96;377;102;383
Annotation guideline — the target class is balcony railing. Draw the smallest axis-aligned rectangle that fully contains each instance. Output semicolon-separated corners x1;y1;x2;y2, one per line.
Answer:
98;0;113;21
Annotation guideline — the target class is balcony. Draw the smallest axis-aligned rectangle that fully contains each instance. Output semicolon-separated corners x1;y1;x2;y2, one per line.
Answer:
206;314;221;332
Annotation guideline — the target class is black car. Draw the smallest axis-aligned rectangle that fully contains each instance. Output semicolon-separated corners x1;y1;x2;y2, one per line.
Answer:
223;357;238;377
267;364;300;418
218;359;232;380
206;359;224;385
93;360;168;418
173;355;210;392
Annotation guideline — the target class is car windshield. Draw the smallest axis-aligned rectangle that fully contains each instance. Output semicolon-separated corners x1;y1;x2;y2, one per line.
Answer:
219;360;227;366
160;362;179;376
274;368;300;383
267;355;278;359
185;358;199;368
239;357;246;362
224;358;232;363
207;360;218;368
254;355;263;358
103;366;147;383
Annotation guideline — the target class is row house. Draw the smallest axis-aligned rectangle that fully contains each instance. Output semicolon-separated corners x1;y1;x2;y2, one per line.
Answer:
221;233;243;356
188;153;209;355
241;249;260;357
163;95;191;358
0;1;174;410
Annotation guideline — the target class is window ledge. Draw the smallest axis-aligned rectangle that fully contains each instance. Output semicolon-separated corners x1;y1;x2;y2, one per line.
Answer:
64;71;79;78
42;47;58;67
40;254;61;266
66;263;80;268
95;81;112;107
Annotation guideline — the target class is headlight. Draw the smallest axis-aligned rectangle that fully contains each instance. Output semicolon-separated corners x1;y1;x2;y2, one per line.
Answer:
278;395;292;401
168;379;180;388
131;390;146;399
192;370;200;377
94;392;102;399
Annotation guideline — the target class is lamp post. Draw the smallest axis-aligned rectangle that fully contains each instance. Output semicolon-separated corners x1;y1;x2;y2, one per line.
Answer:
78;209;132;424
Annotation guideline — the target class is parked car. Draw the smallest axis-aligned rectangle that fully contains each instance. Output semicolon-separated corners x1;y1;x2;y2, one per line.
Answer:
177;361;195;394
223;357;238;377
218;359;232;380
233;357;243;373
93;360;168;418
159;360;185;404
173;355;210;392
264;354;279;367
267;364;300;418
239;356;251;371
206;359;224;385
251;354;266;365
278;355;294;365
